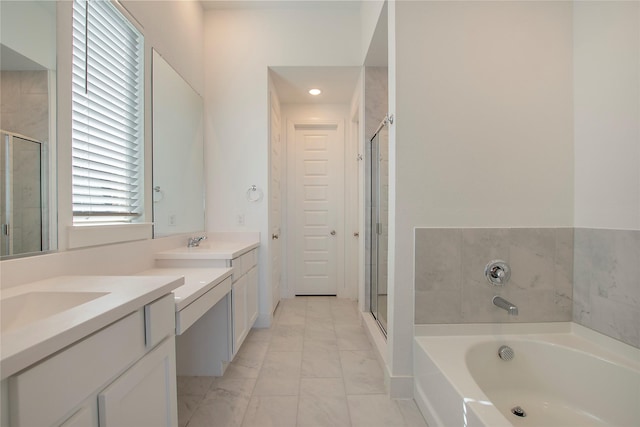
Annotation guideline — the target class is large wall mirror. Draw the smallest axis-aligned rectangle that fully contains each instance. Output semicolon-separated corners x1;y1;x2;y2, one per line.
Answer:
0;1;57;259
152;50;205;237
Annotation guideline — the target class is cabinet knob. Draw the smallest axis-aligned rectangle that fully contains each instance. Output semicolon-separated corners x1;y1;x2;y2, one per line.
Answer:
272;234;279;240
330;230;336;236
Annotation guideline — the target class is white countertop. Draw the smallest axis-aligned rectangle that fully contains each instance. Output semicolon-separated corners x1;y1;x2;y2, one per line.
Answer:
0;275;183;380
154;240;259;260
136;267;233;312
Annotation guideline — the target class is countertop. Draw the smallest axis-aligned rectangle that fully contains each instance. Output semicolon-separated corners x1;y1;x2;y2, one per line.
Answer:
136;267;233;312
154;239;259;260
0;275;183;380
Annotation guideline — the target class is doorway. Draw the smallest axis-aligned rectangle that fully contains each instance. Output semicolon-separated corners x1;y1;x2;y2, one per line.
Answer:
288;121;345;296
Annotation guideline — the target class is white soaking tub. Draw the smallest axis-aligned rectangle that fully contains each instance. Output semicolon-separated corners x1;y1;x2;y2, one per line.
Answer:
413;323;640;427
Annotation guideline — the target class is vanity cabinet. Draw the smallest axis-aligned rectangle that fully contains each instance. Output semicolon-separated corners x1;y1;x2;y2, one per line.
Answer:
230;249;258;356
6;294;177;427
156;247;259;364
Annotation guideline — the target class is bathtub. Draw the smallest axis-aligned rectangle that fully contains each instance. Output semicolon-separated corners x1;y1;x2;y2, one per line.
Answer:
413;323;640;427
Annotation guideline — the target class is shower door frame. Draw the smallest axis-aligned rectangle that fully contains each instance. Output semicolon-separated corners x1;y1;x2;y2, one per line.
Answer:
368;117;389;336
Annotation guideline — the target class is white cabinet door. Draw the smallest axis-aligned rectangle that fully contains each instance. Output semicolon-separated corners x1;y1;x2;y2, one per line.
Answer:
98;337;177;427
232;275;247;354
59;406;96;427
247;266;258;327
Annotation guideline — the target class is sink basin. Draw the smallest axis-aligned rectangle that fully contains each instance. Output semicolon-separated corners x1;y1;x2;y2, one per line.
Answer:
1;291;109;333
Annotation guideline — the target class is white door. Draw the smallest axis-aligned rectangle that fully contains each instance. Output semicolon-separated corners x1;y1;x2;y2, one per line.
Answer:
269;92;282;312
291;122;344;295
98;337;177;427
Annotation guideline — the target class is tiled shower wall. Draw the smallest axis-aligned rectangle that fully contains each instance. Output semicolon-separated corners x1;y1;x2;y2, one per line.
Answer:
573;228;640;348
0;70;49;142
415;227;640;349
414;228;573;324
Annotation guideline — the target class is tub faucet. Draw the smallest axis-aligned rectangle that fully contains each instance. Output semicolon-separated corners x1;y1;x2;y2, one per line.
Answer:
187;235;207;247
493;296;518;316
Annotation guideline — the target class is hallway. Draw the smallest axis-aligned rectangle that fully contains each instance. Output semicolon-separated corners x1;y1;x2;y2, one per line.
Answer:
177;297;427;427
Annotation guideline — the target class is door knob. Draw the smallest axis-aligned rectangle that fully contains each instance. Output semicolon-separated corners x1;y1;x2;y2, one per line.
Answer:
272;233;279;240
330;230;336;236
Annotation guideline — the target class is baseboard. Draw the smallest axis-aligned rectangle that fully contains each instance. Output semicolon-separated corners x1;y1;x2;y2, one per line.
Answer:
360;311;415;399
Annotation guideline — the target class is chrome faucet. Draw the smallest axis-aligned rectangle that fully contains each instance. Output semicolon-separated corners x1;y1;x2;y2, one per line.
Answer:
187;235;207;247
493;296;518;316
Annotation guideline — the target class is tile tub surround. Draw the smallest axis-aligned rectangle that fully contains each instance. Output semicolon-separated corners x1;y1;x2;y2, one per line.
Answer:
177;297;427;427
573;228;640;349
414;227;574;324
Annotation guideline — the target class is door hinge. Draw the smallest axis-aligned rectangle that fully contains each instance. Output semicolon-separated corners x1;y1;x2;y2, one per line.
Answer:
376;223;382;235
2;223;9;236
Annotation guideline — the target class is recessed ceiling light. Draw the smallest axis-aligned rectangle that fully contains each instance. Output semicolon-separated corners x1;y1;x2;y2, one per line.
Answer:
308;88;322;96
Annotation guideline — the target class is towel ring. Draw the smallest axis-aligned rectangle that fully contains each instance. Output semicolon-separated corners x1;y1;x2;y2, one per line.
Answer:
246;185;263;202
153;185;164;203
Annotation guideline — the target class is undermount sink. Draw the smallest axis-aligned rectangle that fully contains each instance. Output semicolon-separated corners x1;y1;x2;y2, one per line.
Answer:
1;291;109;333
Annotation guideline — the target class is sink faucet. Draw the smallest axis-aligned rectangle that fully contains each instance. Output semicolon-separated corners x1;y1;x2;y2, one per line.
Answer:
187;235;207;247
493;296;518;316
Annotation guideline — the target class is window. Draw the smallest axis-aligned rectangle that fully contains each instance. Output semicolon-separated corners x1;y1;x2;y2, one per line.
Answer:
72;0;144;224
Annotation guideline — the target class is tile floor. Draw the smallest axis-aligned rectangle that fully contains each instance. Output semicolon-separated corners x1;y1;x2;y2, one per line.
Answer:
177;297;429;427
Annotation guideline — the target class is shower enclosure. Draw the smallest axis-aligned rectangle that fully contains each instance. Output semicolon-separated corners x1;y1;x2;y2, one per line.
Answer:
369;118;389;335
1;130;48;256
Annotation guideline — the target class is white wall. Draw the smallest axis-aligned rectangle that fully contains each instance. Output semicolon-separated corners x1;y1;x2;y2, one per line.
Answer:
388;0;574;396
1;1;56;69
203;6;361;322
121;0;204;95
360;0;386;64
574;1;640;230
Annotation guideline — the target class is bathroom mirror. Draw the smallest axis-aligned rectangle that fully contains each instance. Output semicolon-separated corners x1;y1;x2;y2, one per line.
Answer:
0;1;57;259
152;50;205;237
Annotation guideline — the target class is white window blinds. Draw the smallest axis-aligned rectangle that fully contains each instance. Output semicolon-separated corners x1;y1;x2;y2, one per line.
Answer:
72;0;144;223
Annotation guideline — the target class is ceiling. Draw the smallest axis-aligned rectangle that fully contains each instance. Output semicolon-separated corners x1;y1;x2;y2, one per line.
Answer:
1;44;46;71
270;66;361;104
201;0;362;11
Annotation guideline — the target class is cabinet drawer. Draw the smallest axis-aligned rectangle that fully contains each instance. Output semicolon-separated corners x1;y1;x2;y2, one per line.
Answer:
245;249;257;269
9;311;145;427
231;250;257;282
98;336;177;427
231;255;244;282
145;294;175;349
176;277;232;335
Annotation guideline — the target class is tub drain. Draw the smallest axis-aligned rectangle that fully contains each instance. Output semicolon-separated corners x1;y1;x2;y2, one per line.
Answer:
498;345;514;361
511;406;526;417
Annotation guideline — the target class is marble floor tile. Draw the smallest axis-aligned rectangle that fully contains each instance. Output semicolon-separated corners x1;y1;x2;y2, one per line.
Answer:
340;350;386;395
269;334;304;351
187;378;255;427
303;338;339;353
299;378;346;398
396;399;429;427
301;349;342;378
347;394;407;427
335;324;372;350
176;298;428;427
177;376;214;396
297;395;352;427
177;395;201;427
242;396;299;427
245;327;272;343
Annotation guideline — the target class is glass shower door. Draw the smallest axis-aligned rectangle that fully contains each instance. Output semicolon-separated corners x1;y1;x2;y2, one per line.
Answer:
370;124;388;335
1;132;44;256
